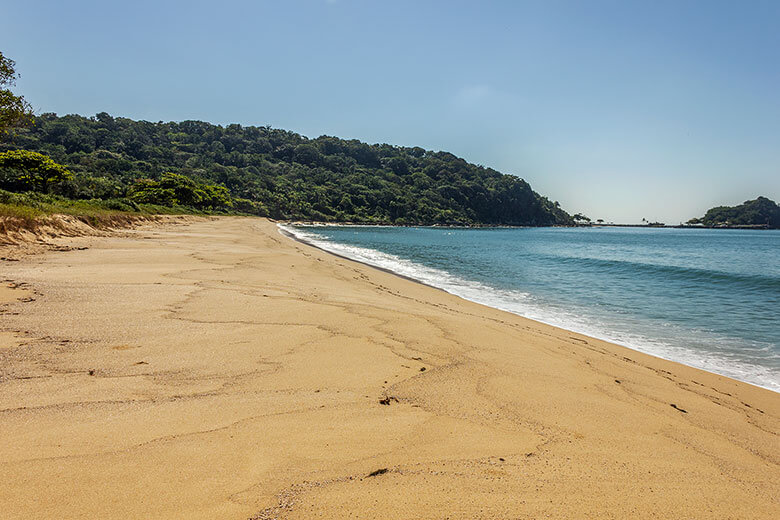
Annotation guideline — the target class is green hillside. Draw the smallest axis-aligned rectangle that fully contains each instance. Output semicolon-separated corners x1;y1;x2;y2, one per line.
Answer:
0;113;571;226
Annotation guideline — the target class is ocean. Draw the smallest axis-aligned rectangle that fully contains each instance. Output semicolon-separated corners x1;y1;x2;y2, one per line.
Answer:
281;224;780;392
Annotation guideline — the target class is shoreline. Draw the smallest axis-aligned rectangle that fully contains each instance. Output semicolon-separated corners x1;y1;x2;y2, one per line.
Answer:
277;223;449;293
1;216;777;519
281;219;780;230
280;222;778;393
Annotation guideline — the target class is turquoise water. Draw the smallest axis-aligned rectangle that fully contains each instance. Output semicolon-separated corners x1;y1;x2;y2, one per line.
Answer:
283;225;780;392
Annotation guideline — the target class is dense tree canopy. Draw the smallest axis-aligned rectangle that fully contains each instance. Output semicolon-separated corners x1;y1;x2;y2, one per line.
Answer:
687;197;780;229
0;112;572;225
0;52;34;135
128;172;232;210
0;149;72;192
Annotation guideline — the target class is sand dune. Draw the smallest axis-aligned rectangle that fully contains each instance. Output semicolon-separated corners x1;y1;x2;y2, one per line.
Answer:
0;217;777;519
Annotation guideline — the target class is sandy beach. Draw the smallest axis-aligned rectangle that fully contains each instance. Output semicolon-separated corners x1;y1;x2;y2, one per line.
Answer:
0;216;777;519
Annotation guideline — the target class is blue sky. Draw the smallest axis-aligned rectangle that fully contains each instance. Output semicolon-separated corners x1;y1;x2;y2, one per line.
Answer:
3;0;779;223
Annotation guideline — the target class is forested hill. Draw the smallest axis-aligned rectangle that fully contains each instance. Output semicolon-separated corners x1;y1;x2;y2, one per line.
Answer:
688;197;780;229
0;112;571;225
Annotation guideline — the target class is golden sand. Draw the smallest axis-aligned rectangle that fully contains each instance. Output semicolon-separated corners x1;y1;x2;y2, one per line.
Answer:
0;217;777;519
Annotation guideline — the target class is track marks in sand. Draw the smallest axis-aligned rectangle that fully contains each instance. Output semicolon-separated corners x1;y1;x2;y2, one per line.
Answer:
2;218;777;520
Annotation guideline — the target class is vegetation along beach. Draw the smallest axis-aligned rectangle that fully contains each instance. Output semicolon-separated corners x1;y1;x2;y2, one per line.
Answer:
2;1;779;518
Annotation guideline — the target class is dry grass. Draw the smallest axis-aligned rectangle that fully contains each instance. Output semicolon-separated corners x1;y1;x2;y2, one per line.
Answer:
0;189;197;245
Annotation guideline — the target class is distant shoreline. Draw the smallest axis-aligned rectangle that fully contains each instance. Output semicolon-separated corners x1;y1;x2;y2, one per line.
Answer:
591;223;777;230
281;220;778;230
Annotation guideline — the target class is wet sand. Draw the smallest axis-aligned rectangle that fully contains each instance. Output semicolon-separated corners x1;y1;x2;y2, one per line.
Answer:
0;216;777;519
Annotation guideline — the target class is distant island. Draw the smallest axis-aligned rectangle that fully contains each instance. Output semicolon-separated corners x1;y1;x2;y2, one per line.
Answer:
0;113;572;227
686;196;780;229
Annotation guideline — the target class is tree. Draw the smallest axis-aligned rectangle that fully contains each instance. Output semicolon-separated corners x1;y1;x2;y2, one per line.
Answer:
293;143;322;166
128;172;232;209
0;51;34;135
386;156;410;175
0;149;72;192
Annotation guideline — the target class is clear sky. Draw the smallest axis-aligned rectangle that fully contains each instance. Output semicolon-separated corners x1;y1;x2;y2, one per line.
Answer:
4;0;779;223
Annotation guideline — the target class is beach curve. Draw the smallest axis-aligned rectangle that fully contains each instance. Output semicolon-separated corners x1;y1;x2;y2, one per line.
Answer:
0;216;777;519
